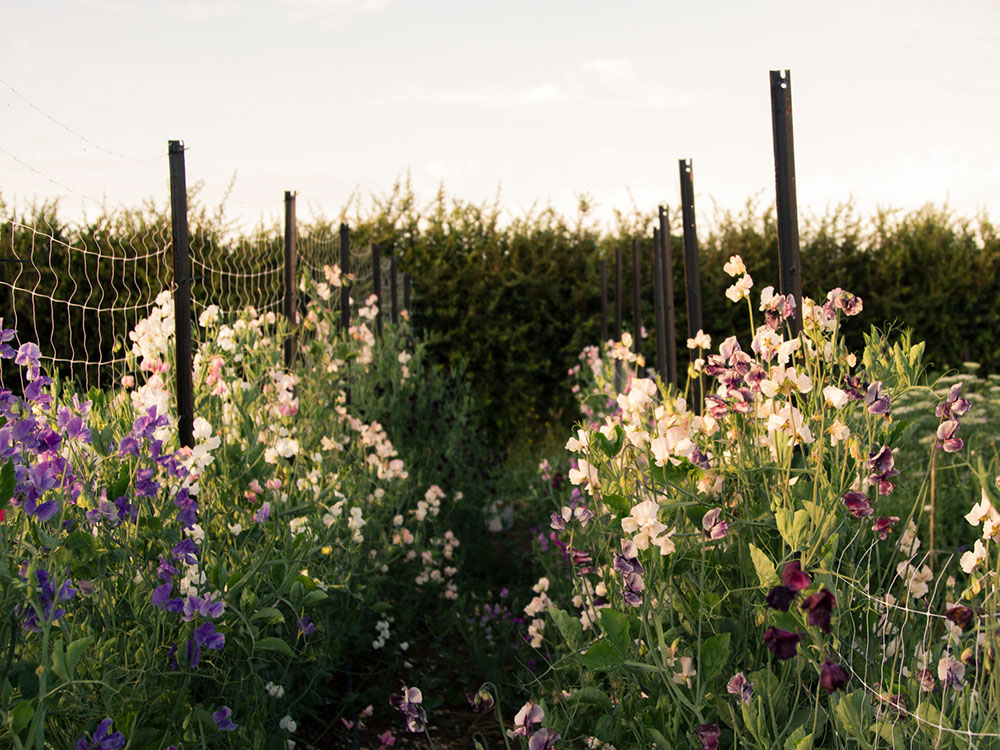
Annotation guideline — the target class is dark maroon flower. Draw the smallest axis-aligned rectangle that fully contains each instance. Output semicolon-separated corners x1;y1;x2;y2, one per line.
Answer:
801;589;836;633
570;548;593;574
693;724;720;750
946;606;975;632
868;446;900;495
842;491;874;518
819;660;851;693
781;561;811;592
763;627;801;660
872;516;900;540
766;585;795;611
843;374;868;401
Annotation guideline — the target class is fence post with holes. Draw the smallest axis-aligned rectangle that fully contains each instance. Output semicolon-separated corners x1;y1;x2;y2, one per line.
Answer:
769;69;804;335
339;223;350;331
283;191;297;367
168;140;194;448
632;236;642;361
372;242;383;337
679;159;703;413
659;205;678;387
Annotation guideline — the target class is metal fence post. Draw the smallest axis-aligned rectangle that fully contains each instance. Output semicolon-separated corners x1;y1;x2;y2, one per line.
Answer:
600;259;608;345
283;191;297;367
168;140;194;448
770;69;804;336
390;255;399;325
614;245;623;392
372;242;383;338
632;237;642;362
339;223;351;331
679;159;703;414
653;227;666;383
658;206;678;387
403;272;411;315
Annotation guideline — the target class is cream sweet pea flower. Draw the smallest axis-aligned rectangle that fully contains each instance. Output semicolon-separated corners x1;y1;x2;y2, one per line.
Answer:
823;386;850;409
723;255;747;277
622;500;667;551
960;539;988;574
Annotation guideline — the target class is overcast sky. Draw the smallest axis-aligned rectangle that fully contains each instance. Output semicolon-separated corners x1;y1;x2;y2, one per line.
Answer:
2;0;998;231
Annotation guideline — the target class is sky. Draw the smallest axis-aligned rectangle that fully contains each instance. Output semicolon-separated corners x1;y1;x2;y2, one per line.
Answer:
2;0;999;232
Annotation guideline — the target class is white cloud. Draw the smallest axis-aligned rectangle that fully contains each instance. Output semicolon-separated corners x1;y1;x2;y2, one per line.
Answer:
380;83;572;109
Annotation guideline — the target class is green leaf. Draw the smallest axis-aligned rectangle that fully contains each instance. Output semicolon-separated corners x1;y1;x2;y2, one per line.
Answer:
51;640;70;683
644;727;672;749
914;703;955;749
254;637;295;658
873;720;905;750
579;640;621;671
11;699;34;732
548;606;583;651
776;508;810;551
0;461;15;510
599;609;631;656
64;531;99;563
748;543;779;589
251;607;285;625
602;493;630;518
66;636;94;679
783;726;813;750
832;691;873;749
699;632;731;683
303;590;329;607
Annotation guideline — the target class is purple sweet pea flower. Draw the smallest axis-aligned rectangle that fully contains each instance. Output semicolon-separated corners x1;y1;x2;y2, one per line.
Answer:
253;502;271;523
14;342;41;369
693;724;720;750
212;706;238;731
512;701;544;737
727;672;753;705
820;660;851;693
937;419;964;453
872;515;900;540
297;617;316;636
763;627;801;660
865;381;891;416
74;717;126;750
171;539;199;565
868;445;900;495
528;728;560;750
389;686;427;733
549;511;565;531
702;507;728;540
800;589;836;633
766;585;795;611
466;685;496;713
152;583;175;609
781;561;811;592
194;621;225;651
937;383;971;419
842;491;874;518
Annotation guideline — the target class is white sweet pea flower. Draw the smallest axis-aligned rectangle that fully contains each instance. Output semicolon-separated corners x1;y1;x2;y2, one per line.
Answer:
960;539;988;574
723;255;747;277
823;386;850;409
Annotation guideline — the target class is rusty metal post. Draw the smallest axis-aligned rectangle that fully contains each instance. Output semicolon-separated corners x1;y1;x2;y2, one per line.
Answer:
632;237;642;362
600;259;608;345
339;223;350;331
372;242;383;338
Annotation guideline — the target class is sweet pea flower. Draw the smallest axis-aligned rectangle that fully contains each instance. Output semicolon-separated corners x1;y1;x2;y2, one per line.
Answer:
822;386;850;409
960;539;988;574
723;255;746;277
820;660;851;693
702;507;728;540
528;729;560;750
74;718;126;750
763;627;801;659
938;654;965;689
512;702;544;737
868;446;899;495
389;686;427;732
872;516;899;539
693;724;720;750
621;500;667;551
937;419;963;453
842;491;874;518
800;589;836;633
937;383;971;420
212;706;238;731
687;329;711;350
727;672;753;704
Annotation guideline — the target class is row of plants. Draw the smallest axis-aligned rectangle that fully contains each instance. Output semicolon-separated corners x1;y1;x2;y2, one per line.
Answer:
0;260;525;748
484;259;1000;748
